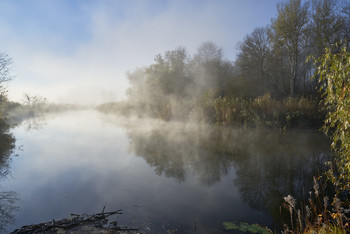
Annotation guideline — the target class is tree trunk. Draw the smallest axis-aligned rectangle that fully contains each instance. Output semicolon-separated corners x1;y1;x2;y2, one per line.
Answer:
290;60;295;97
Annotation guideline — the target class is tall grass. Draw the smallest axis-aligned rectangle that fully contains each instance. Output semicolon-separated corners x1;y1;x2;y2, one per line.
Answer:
97;93;322;129
281;176;349;233
197;93;322;129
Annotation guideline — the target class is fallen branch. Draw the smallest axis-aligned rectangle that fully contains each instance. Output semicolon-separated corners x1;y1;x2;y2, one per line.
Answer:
11;208;138;234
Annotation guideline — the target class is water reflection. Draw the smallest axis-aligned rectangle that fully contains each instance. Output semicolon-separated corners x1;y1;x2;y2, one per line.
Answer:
0;191;18;231
231;130;331;225
0;119;18;232
126;121;331;226
7;111;47;131
5;112;332;232
126;123;236;185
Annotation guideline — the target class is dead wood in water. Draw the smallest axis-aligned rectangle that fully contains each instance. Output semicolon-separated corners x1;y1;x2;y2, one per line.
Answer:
11;209;139;234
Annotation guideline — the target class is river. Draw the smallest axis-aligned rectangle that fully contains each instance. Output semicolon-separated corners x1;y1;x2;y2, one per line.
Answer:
0;110;331;233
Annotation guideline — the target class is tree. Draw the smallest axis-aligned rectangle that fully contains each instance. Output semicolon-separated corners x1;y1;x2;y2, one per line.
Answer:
0;52;13;119
162;47;191;96
340;0;350;47
146;46;190;97
314;46;350;194
125;47;192;119
0;53;12;102
193;41;223;65
126;67;147;103
192;41;233;97
270;0;309;97
236;27;271;94
310;0;346;57
0;52;12;84
0;53;17;231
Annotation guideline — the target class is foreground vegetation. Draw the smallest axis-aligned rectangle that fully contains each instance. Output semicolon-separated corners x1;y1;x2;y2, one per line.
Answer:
274;45;350;234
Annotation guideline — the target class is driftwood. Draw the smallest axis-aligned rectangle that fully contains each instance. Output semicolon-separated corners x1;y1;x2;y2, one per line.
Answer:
11;208;139;234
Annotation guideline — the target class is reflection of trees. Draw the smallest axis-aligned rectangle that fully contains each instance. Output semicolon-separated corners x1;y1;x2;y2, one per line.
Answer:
6;107;47;131
0;191;18;231
21;116;46;131
0;119;18;232
127;124;233;185
126;122;331;225
0;120;16;177
232;130;331;225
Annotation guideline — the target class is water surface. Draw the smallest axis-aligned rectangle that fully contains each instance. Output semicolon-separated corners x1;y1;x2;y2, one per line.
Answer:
0;110;331;233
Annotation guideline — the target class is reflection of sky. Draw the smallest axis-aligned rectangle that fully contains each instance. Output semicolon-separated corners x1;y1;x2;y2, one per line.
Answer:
3;110;269;233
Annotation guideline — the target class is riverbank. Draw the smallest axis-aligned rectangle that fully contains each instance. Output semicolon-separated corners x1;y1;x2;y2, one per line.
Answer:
96;94;323;130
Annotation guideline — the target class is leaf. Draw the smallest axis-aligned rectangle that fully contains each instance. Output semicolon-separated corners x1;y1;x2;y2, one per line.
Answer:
222;221;239;230
223;221;269;233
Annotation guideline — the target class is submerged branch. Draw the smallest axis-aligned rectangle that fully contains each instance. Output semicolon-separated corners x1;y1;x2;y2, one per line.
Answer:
11;209;138;234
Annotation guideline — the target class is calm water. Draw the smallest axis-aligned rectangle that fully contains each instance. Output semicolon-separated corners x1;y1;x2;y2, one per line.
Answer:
0;110;331;233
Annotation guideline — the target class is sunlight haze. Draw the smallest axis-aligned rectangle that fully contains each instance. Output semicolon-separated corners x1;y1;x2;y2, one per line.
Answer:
0;0;279;105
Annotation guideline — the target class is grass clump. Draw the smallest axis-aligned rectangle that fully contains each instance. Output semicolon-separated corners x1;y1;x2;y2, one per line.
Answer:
280;177;349;233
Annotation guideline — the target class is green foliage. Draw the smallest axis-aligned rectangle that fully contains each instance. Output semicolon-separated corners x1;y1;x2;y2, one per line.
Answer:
277;45;350;234
314;46;350;194
223;221;269;233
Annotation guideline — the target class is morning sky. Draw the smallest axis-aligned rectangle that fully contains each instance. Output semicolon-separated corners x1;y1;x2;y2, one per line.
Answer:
0;0;280;105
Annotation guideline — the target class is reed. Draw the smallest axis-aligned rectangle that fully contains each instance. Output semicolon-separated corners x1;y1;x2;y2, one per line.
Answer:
280;176;349;233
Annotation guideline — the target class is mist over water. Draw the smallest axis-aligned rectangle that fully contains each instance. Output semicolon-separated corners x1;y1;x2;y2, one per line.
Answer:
0;110;331;233
0;0;349;233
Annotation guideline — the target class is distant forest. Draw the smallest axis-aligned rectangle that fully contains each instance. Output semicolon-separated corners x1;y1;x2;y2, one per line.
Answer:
97;0;350;128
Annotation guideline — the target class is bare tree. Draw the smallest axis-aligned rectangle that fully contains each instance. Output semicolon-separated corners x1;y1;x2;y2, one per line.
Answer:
0;52;12;83
21;94;47;108
193;41;223;65
192;41;233;97
236;27;271;93
270;0;309;97
311;0;346;56
0;53;13;103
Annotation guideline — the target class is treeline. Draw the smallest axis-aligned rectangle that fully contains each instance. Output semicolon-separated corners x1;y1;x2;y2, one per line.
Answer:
0;52;14;126
0;53;82;127
97;0;350;128
0;52;47;124
236;0;349;97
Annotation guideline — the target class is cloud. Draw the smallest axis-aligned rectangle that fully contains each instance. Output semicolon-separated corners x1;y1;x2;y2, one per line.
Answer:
2;0;279;105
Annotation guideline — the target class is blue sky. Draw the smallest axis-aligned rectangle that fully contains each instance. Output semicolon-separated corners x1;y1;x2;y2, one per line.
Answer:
0;0;280;104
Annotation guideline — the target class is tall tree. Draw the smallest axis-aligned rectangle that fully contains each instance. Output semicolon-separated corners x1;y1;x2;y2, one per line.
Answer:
126;67;147;103
340;0;350;47
270;0;309;97
0;52;13;118
193;41;223;65
236;27;271;94
0;53;12;102
146;46;190;97
310;0;346;57
192;41;233;97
